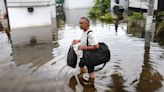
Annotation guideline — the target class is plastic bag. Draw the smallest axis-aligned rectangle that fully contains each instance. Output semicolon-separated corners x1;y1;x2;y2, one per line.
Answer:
67;45;77;68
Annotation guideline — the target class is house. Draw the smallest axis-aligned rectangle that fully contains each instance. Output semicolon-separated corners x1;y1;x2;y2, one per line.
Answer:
6;0;56;45
128;0;158;13
115;0;164;12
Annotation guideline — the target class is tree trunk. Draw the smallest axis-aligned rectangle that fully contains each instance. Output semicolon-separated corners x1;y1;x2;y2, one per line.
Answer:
144;0;155;48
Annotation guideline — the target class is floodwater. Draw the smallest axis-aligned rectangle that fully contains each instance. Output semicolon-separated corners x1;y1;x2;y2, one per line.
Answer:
0;8;164;92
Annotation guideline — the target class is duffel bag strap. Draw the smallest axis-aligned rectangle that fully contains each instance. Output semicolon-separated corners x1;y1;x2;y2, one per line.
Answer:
86;30;92;46
95;62;106;72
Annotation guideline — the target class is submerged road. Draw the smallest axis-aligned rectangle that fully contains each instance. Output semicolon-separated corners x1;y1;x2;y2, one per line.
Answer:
0;23;164;92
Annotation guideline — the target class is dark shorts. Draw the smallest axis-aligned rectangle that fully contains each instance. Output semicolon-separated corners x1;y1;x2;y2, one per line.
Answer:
79;58;95;73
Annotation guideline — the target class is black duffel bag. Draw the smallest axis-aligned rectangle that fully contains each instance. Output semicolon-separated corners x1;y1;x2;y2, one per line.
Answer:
83;42;110;66
82;31;111;70
67;45;77;68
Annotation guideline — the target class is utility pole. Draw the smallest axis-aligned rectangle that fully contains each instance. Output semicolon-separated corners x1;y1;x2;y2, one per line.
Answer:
4;0;12;44
144;0;155;48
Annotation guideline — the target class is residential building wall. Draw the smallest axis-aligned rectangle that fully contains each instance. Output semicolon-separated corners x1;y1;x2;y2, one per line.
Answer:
8;7;52;28
129;0;158;10
6;0;55;45
7;0;53;28
64;0;94;9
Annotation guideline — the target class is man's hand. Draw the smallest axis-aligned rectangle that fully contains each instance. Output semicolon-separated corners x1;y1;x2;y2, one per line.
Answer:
72;40;80;44
0;16;4;21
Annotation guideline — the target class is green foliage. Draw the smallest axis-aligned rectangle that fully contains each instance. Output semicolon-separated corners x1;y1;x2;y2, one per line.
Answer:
155;11;164;39
88;0;112;22
127;12;145;38
94;0;110;12
99;13;113;23
156;21;164;37
156;11;164;26
157;11;164;18
128;12;145;23
88;7;101;18
99;0;110;14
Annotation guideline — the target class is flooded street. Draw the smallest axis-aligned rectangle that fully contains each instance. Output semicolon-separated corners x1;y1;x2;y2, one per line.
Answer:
0;8;164;92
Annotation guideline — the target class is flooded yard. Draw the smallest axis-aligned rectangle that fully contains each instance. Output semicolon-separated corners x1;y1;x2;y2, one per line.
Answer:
0;8;164;92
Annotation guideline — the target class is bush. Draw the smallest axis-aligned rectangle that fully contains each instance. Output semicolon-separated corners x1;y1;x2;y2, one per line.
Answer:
99;13;113;23
88;0;112;22
127;12;145;37
156;21;164;38
88;7;101;18
128;12;145;27
128;12;145;22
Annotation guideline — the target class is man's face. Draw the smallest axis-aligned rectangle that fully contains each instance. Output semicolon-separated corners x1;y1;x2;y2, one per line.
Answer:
79;19;88;30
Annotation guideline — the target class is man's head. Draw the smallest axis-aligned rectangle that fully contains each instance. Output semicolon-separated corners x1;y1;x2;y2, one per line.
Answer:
79;17;90;31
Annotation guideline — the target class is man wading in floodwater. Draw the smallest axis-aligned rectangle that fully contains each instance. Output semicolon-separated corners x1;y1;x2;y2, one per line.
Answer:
72;17;99;83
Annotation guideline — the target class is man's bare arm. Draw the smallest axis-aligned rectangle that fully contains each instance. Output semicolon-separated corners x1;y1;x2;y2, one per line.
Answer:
78;43;99;50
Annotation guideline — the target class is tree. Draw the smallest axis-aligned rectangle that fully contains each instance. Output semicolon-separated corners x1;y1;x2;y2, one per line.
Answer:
144;0;155;48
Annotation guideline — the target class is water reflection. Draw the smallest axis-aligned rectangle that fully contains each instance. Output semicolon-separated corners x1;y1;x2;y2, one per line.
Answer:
69;76;77;92
69;75;96;92
11;25;53;45
12;43;54;72
56;7;66;29
136;46;163;92
110;73;126;92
